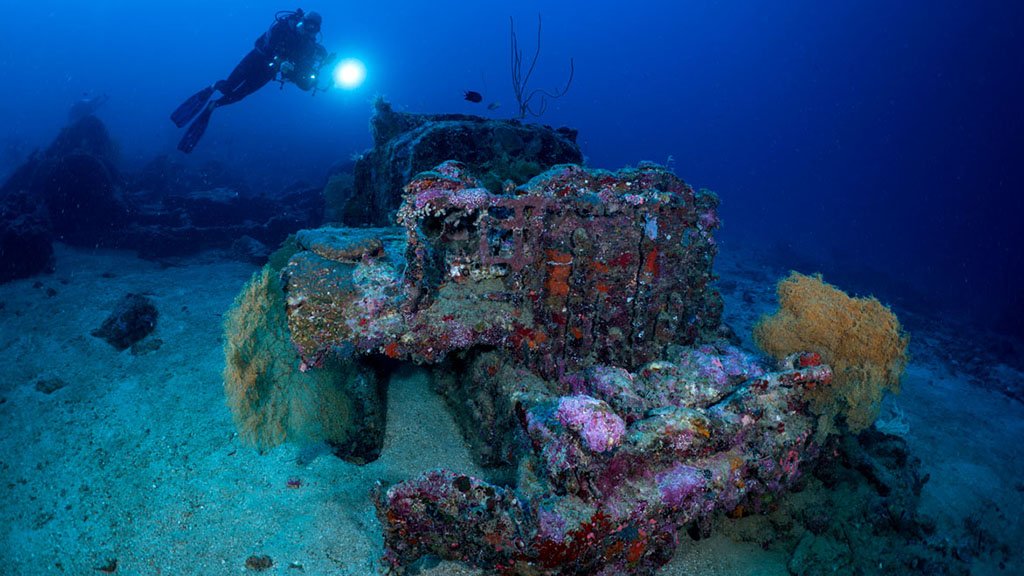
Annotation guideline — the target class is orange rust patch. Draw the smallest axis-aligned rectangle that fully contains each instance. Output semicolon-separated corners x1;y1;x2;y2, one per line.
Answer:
730;456;744;471
384;342;400;358
643;247;659;275
596;282;610;294
484;532;505;547
693;419;711;438
544;250;572;296
526;331;549;350
626;539;646;564
731;505;745;519
546;250;573;264
570;326;583;339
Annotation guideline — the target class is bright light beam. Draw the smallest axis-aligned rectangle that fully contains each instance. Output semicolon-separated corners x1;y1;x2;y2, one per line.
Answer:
333;58;366;89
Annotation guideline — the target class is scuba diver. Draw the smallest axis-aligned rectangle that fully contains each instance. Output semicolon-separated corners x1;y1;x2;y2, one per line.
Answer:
171;9;335;153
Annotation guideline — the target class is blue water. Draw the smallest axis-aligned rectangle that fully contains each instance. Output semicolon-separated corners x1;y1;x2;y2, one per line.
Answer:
1;0;1021;336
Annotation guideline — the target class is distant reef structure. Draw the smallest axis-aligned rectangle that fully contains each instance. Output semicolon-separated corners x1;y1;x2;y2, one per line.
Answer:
0;114;324;282
220;153;919;574
0;100;581;283
0;115;121;281
324;97;583;226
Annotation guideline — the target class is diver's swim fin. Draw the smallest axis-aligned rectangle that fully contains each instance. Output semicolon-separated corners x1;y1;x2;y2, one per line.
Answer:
170;86;214;128
177;106;213;154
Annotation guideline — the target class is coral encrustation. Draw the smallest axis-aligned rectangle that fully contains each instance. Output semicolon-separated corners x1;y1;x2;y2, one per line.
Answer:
282;160;723;379
376;350;832;575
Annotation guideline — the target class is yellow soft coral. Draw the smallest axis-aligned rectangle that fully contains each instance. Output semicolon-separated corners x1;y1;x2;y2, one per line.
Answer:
753;272;909;432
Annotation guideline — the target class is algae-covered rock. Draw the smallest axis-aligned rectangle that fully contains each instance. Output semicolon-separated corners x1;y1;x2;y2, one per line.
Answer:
0;191;53;283
295;227;384;262
91;293;158;351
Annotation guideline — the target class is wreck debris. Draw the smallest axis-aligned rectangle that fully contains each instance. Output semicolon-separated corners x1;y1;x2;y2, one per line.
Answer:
339;99;583;227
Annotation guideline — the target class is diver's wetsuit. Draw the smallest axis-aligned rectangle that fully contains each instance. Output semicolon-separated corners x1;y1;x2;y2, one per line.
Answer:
212;51;278;107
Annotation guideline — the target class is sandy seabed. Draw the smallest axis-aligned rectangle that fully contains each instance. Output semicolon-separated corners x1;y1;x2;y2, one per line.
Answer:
1;243;1021;575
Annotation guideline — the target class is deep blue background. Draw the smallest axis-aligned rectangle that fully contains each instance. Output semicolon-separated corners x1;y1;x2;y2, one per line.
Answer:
1;1;1021;335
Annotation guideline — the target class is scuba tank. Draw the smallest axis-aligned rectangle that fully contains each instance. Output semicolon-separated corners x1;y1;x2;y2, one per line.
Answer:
256;9;304;55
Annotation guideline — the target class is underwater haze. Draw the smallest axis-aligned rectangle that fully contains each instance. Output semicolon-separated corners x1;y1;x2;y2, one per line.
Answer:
2;0;1022;331
4;2;1024;575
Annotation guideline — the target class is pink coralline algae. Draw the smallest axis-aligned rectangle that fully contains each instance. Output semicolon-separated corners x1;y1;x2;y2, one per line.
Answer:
554;395;625;453
656;462;705;508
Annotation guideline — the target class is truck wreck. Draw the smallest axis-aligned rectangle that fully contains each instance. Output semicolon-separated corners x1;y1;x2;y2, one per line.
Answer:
224;161;846;574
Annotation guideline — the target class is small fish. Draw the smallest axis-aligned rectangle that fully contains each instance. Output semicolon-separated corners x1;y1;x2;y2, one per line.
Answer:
487;102;501;110
464;90;483;103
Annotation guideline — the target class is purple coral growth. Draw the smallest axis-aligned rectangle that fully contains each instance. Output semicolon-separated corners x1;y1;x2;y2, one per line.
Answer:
536;505;569;543
554;395;625;453
586;366;634;398
716;345;766;379
656;462;705;508
450;187;494;210
678;344;765;390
